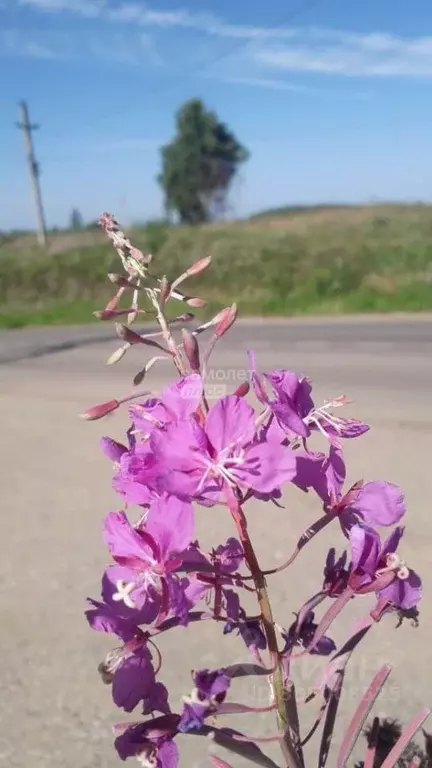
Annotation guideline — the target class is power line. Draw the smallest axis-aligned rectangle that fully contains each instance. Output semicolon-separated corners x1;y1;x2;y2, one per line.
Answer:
16;100;48;247
51;0;327;142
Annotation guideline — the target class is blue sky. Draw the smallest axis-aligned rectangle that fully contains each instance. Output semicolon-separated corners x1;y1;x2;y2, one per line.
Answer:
2;0;432;230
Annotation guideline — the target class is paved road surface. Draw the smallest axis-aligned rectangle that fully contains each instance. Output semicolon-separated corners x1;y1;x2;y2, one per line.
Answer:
1;317;432;768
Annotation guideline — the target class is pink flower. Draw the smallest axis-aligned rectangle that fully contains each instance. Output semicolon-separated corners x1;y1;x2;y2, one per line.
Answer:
102;496;194;618
151;395;296;503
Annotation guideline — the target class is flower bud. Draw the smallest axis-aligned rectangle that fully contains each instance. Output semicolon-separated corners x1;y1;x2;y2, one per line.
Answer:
159;276;171;305
115;324;143;344
79;399;120;421
186;297;207;308
215;304;237;338
108;274;140;290
107;345;129;365
233;381;250;398
185;255;212;277
182;329;200;372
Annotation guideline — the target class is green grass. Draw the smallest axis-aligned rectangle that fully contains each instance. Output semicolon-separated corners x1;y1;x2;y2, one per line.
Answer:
2;204;432;327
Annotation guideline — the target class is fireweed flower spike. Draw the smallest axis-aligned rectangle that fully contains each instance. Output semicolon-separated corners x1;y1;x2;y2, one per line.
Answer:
82;213;428;767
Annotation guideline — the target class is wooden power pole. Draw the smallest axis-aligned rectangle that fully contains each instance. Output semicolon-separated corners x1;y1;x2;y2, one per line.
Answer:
16;100;48;247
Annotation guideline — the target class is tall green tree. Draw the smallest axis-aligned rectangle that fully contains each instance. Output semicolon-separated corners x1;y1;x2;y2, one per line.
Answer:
69;207;84;230
158;99;249;225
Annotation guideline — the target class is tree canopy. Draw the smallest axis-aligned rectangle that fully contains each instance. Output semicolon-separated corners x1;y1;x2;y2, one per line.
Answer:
69;208;84;230
158;99;249;225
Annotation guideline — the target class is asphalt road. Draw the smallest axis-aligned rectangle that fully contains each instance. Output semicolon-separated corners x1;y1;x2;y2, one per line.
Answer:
1;316;432;768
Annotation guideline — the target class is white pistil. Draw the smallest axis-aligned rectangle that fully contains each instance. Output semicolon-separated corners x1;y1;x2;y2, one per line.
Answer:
136;749;157;768
113;579;136;608
196;449;246;492
375;553;410;581
397;564;410;580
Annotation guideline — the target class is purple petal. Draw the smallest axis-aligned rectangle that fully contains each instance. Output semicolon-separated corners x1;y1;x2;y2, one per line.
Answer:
161;374;203;421
262;415;288;444
144;682;171;716
129;398;168;435
157;739;179;768
247;350;269;405
267;370;314;415
195;668;230;700
237;442;296;493
100;436;128;462
146;495;195;560
223;589;241;621
184;577;210;606
215;538;244;572
349;524;381;576
272;401;310;438
151;420;204;472
326;418;370;439
115;725;178;765
205;396;256;452
112;647;155;712
113;450;160;505
312;635;337;656
380;526;405;559
325;445;346;501
85;599;139;642
166;575;193;625
379;569;422;610
265;369;301;399
113;478;156;507
102;565;161;618
178;701;207;732
103;510;156;567
292;450;327;497
354;481;406;527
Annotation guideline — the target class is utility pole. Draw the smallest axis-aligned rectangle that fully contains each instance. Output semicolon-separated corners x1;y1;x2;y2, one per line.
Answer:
16;100;48;247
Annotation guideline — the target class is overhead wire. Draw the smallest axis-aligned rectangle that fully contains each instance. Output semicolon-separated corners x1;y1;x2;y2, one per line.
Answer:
48;0;328;146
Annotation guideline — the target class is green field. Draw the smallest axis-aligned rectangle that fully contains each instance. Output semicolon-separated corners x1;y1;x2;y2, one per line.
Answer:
2;203;432;328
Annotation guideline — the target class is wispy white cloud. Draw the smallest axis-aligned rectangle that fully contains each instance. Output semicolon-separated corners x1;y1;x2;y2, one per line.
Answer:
18;0;298;39
0;25;163;65
12;1;432;78
19;0;104;16
220;75;313;92
254;30;432;77
212;74;370;101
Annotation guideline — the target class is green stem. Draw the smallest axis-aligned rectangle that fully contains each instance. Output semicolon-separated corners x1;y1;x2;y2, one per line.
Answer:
226;491;301;768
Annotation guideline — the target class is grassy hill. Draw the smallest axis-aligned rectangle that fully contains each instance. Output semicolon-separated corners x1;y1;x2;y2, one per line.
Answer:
1;203;432;327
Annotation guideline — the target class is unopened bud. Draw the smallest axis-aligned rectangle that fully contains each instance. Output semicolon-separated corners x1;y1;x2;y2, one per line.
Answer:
186;297;207;308
106;292;122;311
159;276;171;304
108;274;141;290
80;399;120;421
171;313;194;325
215;303;237;338
133;369;146;386
107;345;129;365
116;324;142;344
170;256;212;292
182;329;200;372
100;436;127;462
233;381;250;398
185;255;212;278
